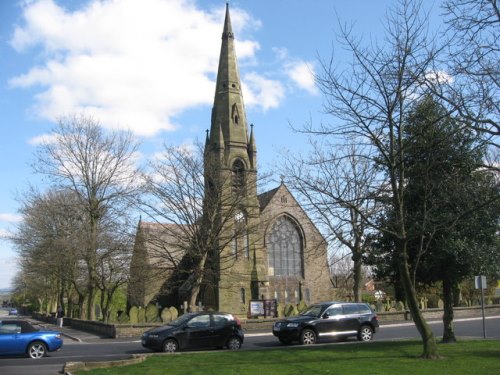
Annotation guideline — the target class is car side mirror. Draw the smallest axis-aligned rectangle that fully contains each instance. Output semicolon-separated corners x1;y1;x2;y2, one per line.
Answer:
322;312;329;319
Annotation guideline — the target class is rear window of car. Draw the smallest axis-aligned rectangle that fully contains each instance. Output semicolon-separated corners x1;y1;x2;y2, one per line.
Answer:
343;304;372;315
213;314;231;327
187;314;210;328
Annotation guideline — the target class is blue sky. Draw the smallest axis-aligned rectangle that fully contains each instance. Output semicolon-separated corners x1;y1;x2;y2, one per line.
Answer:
0;0;443;289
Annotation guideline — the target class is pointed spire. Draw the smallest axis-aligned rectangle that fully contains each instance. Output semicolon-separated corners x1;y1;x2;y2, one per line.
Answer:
210;2;249;148
222;2;233;40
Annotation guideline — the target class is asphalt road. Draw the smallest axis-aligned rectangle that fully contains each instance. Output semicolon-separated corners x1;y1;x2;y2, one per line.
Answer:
1;316;499;375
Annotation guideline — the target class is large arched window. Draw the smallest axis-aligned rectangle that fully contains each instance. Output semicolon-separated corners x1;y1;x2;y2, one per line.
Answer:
232;159;245;193
267;216;303;277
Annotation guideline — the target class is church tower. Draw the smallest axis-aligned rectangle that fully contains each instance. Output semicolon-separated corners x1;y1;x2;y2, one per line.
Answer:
203;4;268;314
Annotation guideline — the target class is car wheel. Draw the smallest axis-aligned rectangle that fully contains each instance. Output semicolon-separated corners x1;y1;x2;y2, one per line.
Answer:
227;336;242;350
27;341;47;359
358;325;373;342
278;338;292;345
162;339;179;353
300;329;316;345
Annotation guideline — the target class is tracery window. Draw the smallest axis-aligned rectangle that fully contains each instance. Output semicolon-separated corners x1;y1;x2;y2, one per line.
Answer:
267;216;303;277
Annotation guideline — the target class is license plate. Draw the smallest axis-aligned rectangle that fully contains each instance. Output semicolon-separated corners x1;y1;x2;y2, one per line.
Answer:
274;326;280;331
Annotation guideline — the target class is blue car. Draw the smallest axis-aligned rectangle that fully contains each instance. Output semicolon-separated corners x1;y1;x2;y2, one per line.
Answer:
8;308;18;316
0;320;63;359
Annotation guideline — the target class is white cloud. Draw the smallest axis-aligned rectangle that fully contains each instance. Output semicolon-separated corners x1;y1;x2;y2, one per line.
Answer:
0;214;22;224
28;133;58;145
285;61;318;95
242;72;285;111
425;70;454;84
9;0;276;136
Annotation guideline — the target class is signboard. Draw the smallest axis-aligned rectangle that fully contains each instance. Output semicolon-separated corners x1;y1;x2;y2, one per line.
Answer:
263;299;278;318
249;299;277;318
475;276;487;289
249;300;264;317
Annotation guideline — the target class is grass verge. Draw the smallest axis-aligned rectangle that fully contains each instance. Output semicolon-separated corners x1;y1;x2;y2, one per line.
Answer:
76;340;500;375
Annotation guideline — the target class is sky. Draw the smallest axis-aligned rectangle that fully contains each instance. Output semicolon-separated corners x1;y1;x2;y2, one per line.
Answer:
0;0;444;289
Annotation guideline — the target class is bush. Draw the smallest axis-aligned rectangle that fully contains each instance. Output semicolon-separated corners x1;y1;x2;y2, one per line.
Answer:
297;300;308;313
284;304;298;317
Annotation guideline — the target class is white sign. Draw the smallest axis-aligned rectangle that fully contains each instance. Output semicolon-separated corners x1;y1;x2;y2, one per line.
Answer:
474;275;487;289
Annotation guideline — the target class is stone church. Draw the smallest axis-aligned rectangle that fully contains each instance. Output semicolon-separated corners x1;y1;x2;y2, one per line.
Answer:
128;5;332;315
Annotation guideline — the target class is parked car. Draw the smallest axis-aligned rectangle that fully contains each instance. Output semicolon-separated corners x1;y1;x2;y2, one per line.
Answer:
8;308;18;316
141;312;244;353
273;301;379;345
0;319;63;359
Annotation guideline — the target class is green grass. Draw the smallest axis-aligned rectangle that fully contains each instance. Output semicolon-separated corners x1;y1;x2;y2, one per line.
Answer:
77;340;500;375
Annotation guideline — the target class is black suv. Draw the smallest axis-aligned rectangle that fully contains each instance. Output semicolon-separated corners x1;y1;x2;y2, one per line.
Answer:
272;301;379;345
141;312;244;352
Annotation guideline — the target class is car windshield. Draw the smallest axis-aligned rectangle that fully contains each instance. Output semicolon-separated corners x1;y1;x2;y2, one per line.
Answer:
300;305;323;317
168;313;197;327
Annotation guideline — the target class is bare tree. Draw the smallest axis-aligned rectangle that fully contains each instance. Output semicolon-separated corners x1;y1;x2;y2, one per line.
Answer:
33;114;140;320
313;0;441;358
11;188;85;316
282;142;379;302
432;0;499;147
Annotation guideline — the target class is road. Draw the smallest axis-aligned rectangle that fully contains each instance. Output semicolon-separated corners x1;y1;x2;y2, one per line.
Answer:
1;315;499;375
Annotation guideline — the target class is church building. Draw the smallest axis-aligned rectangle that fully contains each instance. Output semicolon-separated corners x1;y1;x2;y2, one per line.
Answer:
128;4;332;315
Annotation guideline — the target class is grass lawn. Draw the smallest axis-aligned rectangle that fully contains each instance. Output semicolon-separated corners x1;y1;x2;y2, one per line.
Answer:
77;340;500;375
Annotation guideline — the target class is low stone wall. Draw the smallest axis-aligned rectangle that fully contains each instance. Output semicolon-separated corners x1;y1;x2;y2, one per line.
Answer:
64;318;163;338
33;304;500;338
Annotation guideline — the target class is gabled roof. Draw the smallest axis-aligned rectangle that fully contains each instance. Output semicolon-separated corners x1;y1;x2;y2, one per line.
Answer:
257;186;280;211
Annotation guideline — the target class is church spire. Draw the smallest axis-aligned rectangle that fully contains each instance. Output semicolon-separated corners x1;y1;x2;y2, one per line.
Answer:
210;3;249;149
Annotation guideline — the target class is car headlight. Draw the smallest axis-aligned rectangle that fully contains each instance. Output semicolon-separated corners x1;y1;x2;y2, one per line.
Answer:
286;322;299;328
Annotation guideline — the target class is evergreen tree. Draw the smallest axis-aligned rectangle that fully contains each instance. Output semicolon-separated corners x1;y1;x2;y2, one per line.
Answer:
368;96;499;342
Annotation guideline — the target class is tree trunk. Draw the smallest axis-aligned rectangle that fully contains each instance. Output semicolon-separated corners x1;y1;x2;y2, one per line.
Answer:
442;277;457;343
352;251;363;302
188;251;210;311
398;240;439;359
77;293;86;320
86;283;96;320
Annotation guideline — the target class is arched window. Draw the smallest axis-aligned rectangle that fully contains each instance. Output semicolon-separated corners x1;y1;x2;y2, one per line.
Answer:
267;216;303;277
232;159;245;193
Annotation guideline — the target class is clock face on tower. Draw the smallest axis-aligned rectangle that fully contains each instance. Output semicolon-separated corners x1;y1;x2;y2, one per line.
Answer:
235;210;245;223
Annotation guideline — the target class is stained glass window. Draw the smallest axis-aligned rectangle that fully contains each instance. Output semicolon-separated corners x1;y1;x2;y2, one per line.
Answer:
267;216;303;277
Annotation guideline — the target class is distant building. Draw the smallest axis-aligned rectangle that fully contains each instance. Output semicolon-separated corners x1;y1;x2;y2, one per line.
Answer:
128;5;332;315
